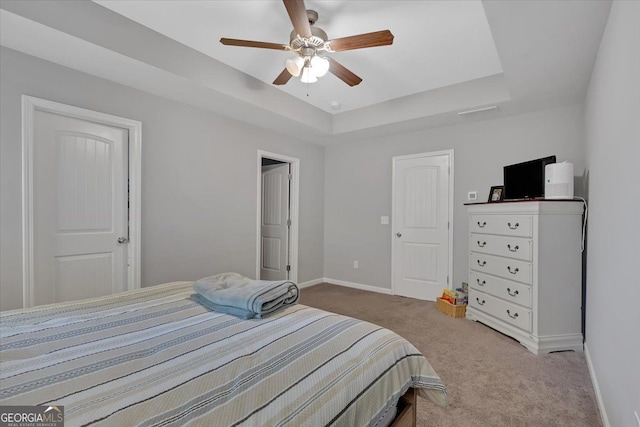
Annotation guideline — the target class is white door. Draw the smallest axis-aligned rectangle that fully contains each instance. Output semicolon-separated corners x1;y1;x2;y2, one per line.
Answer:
260;163;290;280
33;110;129;306
392;152;452;301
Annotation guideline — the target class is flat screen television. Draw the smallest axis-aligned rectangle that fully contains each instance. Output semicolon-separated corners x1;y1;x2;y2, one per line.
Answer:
503;155;556;200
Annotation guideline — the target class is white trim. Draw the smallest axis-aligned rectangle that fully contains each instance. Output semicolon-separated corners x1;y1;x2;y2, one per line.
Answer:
21;96;142;308
297;278;324;289
297;278;394;295
391;149;455;296
584;343;611;427
323;278;394;295
256;150;300;284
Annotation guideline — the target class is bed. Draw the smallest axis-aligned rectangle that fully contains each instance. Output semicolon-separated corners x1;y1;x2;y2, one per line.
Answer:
0;282;446;426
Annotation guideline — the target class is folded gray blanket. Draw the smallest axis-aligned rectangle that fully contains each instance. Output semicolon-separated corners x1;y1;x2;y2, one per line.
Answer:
192;272;299;319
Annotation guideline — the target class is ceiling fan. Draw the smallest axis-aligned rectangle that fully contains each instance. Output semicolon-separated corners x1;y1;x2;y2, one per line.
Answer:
220;0;394;86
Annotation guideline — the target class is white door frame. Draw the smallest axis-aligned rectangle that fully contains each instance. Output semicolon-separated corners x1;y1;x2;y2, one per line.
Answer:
21;95;142;308
391;149;454;295
256;150;299;283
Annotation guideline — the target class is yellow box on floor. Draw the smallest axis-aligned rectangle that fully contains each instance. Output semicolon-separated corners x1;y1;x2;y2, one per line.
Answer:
436;298;467;318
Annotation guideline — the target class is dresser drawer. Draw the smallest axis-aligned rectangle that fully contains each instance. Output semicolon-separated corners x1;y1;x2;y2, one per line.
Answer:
470;252;532;284
469;289;532;332
469;271;532;308
469;215;532;237
470;233;532;261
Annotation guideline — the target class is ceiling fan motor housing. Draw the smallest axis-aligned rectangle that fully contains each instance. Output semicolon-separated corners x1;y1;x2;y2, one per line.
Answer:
289;27;328;50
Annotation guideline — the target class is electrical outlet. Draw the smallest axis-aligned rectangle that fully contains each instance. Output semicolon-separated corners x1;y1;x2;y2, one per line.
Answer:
468;191;478;201
381;216;389;225
353;260;359;269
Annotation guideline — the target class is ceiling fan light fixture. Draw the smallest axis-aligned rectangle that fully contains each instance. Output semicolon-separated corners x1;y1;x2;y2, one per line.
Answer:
285;56;304;77
300;66;318;83
310;55;330;77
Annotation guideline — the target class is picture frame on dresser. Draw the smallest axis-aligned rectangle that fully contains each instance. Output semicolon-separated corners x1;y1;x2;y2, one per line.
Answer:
488;185;504;202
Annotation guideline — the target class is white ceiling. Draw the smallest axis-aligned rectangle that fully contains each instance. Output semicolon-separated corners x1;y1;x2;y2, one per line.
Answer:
94;1;504;114
0;0;612;144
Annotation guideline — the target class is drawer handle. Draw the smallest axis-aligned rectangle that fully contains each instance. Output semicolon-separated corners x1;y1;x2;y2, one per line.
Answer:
476;278;486;286
476;298;486;306
477;221;487;228
506;309;519;319
507;222;520;230
507;266;519;274
477;260;487;267
506;288;519;297
507;244;519;252
477;241;486;247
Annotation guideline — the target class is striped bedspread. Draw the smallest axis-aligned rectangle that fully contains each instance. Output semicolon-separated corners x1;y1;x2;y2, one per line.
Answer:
0;282;446;426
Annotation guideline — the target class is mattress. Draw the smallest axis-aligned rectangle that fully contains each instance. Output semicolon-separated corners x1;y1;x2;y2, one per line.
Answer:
0;282;446;426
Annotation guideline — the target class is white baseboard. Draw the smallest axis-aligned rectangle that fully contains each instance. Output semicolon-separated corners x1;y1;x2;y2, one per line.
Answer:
297;277;394;295
584;343;611;427
322;278;394;295
297;278;324;289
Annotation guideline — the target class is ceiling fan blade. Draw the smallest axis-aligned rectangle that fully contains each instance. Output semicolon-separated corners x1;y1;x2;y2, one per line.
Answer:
273;68;293;85
283;0;312;38
327;30;394;52
327;58;362;86
220;38;288;51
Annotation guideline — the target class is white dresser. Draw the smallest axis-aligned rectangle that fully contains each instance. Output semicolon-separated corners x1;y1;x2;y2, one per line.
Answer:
466;201;584;355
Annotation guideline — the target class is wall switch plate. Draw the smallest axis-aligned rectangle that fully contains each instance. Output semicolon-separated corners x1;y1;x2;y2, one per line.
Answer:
381;216;389;225
353;260;359;269
468;191;478;201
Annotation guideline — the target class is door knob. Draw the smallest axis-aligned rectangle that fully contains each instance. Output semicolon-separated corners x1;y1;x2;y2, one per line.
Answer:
117;237;129;244
396;232;402;238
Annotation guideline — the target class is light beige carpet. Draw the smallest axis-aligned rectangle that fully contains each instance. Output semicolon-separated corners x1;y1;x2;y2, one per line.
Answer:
299;283;601;427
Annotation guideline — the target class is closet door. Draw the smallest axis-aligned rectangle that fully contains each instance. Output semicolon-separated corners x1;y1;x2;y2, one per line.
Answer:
33;110;129;305
393;152;451;301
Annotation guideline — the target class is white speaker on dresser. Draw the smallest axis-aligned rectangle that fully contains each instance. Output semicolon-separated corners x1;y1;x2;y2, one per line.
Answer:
545;162;574;199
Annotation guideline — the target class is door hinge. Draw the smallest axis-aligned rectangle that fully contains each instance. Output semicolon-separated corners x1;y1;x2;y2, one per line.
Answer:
288;174;292;180
447;276;449;284
287;219;292;227
448;221;450;229
286;265;291;272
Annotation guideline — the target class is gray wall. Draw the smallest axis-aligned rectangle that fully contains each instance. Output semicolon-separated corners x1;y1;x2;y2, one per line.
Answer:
324;104;586;290
0;47;325;311
584;1;640;426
